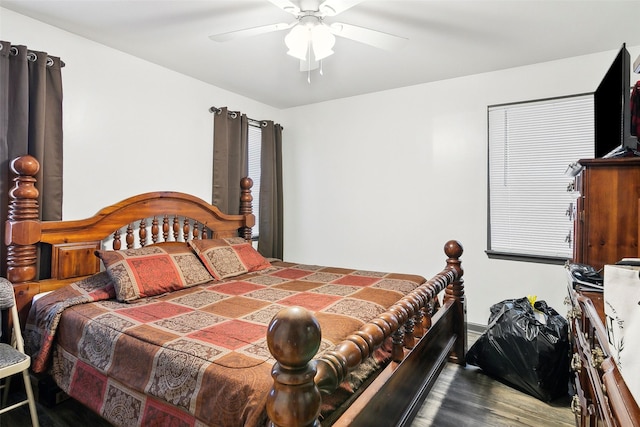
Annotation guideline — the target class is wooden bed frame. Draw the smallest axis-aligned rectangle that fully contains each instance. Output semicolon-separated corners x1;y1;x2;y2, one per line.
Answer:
4;155;467;427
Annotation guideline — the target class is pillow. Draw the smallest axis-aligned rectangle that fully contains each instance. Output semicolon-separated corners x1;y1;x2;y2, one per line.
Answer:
188;237;271;280
95;243;214;302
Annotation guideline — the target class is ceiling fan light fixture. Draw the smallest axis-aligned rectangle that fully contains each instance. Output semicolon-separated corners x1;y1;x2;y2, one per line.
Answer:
284;25;310;60
311;24;335;60
210;1;408;72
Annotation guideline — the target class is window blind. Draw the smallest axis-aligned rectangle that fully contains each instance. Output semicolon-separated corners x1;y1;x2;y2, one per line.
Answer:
248;124;262;237
488;95;594;259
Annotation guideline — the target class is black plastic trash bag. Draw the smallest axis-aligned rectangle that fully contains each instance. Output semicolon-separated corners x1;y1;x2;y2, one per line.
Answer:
466;297;570;402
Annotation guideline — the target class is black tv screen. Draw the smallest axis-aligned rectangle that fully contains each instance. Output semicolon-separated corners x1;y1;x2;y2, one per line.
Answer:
594;43;636;158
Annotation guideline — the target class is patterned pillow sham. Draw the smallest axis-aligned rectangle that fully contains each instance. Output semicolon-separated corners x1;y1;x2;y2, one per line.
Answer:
188;237;271;280
95;243;215;302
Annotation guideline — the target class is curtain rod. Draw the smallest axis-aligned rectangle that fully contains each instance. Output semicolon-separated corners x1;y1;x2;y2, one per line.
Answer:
209;106;267;128
2;44;66;68
209;106;283;130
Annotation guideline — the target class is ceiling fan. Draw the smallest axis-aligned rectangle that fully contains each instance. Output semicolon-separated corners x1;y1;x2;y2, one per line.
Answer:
209;0;408;71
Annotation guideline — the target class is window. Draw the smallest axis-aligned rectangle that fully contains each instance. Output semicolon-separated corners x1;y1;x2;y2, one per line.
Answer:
487;94;594;262
248;123;262;238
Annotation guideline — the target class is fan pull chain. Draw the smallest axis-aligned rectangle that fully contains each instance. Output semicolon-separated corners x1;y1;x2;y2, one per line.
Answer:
307;37;312;84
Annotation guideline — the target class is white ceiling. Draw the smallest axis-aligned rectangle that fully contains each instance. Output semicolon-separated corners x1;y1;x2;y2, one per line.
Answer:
2;0;640;109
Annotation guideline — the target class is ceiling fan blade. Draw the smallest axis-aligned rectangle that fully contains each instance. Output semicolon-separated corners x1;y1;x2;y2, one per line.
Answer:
319;0;365;16
268;0;301;16
329;22;408;51
209;22;295;42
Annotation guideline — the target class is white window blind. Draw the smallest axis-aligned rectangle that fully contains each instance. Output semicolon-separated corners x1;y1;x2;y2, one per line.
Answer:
248;124;262;238
488;95;594;259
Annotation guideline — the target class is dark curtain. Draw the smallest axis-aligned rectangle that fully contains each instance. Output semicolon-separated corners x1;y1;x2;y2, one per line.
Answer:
212;107;248;215
212;107;283;258
257;121;283;259
0;41;64;276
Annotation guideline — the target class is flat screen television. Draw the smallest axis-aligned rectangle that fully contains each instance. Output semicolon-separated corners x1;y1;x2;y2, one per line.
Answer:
594;43;637;158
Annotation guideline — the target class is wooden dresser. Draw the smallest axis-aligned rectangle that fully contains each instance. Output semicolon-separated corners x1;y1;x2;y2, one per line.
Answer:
568;157;640;426
572;157;640;271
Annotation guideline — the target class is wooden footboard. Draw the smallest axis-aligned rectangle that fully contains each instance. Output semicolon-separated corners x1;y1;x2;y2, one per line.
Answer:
266;240;465;427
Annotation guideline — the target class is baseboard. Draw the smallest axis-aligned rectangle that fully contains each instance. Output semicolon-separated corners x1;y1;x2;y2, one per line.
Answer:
467;322;486;334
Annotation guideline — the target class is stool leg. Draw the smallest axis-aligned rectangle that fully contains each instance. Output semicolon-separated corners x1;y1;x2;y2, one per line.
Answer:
22;371;39;427
1;377;10;408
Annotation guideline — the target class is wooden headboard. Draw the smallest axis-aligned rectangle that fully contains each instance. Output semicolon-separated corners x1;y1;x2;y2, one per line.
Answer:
4;155;255;322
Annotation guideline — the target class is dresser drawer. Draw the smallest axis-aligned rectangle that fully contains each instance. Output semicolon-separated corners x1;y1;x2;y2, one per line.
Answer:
566;286;628;427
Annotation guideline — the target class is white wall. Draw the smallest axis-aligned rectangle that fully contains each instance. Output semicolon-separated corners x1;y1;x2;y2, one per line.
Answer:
3;7;639;325
280;46;640;325
0;8;281;219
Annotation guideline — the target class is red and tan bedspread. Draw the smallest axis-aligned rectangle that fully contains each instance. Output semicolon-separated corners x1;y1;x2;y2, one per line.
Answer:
25;262;426;427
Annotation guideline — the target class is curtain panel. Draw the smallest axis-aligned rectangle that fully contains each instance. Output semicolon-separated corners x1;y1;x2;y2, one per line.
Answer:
212;107;283;259
212;107;248;216
0;41;64;276
257;121;283;260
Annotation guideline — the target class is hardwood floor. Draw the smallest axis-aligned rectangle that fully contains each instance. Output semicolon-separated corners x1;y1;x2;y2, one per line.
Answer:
0;391;111;427
411;330;574;427
2;331;574;427
411;363;574;427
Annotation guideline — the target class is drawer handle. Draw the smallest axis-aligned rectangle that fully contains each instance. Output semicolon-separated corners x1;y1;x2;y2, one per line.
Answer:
571;353;582;371
570;395;582;415
591;347;604;369
566;306;581;320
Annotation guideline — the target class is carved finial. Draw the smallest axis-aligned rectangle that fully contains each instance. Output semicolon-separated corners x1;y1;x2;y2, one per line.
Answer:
6;155;41;283
444;240;464;300
240;177;254;195
267;306;321;427
239;177;254;241
11;155;40;177
9;155;40;202
444;240;463;260
268;306;321;368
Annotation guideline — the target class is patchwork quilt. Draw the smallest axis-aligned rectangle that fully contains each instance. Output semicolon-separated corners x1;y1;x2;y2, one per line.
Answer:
25;261;426;427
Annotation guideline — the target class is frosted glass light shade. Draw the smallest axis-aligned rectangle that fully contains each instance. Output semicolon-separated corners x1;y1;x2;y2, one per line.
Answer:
311;24;335;60
285;25;310;60
285;22;336;62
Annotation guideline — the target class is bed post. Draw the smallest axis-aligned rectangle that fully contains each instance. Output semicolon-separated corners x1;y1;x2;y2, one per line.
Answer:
443;239;466;365
266;306;322;427
4;155;41;284
239;177;255;241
